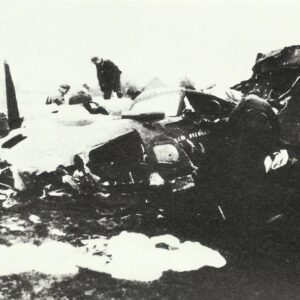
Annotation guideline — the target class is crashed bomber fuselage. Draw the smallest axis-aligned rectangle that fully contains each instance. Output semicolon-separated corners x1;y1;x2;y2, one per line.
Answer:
0;61;239;195
0;98;203;192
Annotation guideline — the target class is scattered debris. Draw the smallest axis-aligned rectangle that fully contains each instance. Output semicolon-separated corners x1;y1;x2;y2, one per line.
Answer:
232;45;300;99
29;215;41;224
149;172;165;187
0;216;26;232
84;290;95;296
217;205;226;221
150;234;180;250
0;184;17;199
264;150;289;173
97;218;119;231
48;228;66;237
2;198;18;209
266;214;284;223
48;190;70;197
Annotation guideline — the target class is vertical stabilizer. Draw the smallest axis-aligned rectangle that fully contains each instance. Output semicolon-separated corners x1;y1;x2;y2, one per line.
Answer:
4;62;22;129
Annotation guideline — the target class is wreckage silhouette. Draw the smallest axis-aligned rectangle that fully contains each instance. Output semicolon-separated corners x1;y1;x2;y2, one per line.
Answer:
0;47;300;219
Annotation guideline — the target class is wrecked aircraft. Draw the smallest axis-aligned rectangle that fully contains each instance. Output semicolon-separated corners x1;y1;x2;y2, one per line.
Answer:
232;45;300;99
232;45;300;148
0;63;239;197
1;47;299;205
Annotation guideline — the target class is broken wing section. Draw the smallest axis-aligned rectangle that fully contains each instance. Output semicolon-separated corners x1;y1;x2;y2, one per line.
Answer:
0;117;136;190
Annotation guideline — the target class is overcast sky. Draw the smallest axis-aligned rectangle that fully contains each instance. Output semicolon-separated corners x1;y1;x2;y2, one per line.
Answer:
0;0;300;98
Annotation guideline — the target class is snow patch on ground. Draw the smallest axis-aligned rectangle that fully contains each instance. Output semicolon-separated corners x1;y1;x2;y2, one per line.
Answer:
0;231;226;282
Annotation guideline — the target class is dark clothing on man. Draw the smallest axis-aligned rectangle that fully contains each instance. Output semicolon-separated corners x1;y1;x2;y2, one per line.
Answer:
95;60;123;99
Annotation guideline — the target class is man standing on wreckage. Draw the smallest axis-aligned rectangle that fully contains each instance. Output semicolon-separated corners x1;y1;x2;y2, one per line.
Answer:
91;57;123;100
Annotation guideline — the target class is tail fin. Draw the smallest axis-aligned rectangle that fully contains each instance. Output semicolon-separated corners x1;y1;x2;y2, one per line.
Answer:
4;61;22;129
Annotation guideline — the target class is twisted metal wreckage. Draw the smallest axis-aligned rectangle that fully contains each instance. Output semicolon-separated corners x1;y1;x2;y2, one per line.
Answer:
1;46;300;204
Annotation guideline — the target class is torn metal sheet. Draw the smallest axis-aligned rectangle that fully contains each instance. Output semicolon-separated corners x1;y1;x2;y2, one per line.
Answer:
232;45;300;99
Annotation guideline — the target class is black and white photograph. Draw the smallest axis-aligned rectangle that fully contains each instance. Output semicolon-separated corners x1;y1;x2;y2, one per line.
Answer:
0;0;299;299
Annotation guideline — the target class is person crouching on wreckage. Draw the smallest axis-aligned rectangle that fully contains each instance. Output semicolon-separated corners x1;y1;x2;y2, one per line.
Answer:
68;84;109;115
91;57;123;100
46;84;71;105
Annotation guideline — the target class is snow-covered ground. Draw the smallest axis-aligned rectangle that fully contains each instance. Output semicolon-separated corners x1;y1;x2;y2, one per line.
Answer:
0;231;226;282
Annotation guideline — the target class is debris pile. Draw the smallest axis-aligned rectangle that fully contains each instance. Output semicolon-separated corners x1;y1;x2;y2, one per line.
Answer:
1;46;300;212
232;45;300;99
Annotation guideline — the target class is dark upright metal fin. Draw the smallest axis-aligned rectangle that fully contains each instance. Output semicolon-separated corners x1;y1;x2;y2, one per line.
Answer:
4;61;22;129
